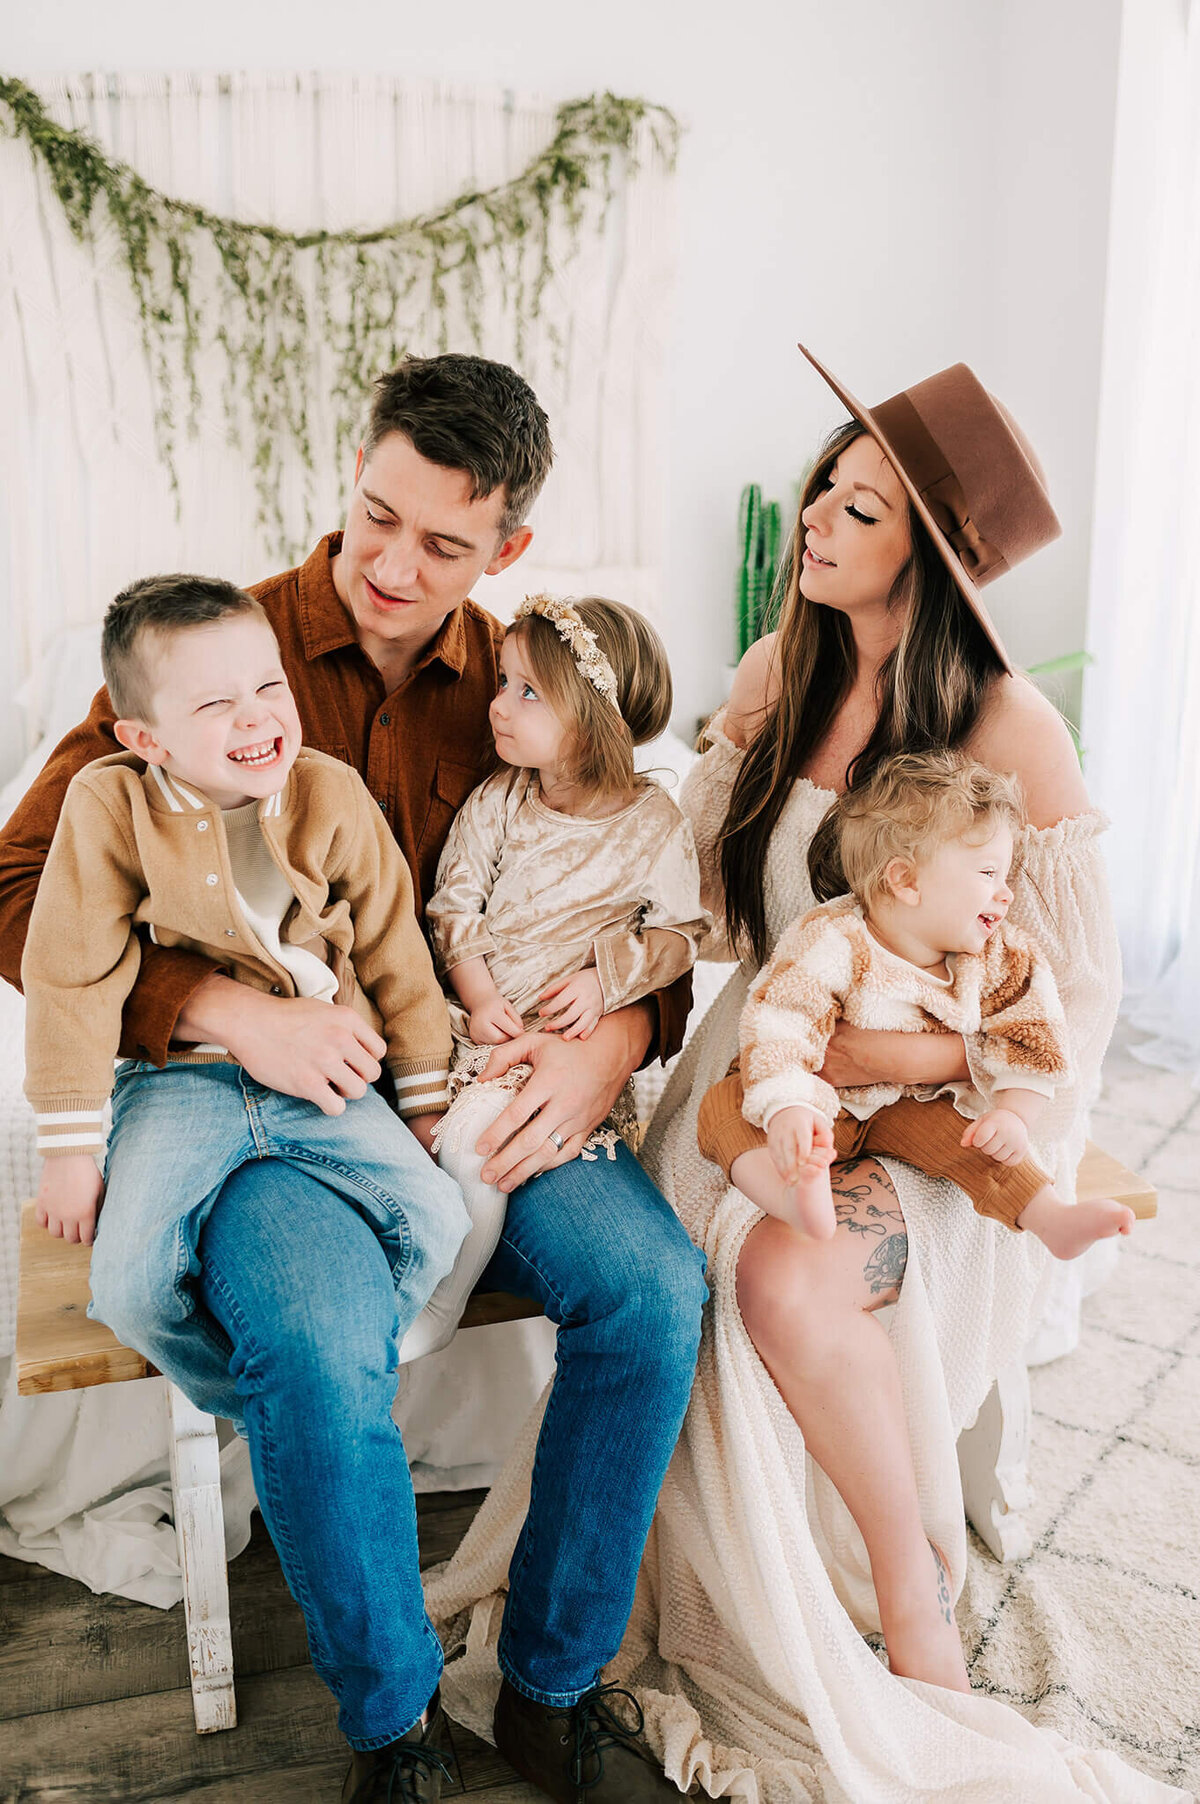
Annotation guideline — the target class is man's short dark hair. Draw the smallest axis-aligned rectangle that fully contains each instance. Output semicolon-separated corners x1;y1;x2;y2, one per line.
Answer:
363;353;553;541
102;574;267;721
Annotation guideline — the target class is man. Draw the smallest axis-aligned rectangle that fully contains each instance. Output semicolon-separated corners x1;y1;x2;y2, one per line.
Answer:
0;354;706;1803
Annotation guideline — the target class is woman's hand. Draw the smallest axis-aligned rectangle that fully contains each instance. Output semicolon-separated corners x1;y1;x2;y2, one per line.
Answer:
818;1021;969;1089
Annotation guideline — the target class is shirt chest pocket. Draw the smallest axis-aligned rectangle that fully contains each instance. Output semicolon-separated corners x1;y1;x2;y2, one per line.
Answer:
417;758;481;868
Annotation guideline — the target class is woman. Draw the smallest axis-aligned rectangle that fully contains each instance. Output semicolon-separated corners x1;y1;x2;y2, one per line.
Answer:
428;349;1184;1801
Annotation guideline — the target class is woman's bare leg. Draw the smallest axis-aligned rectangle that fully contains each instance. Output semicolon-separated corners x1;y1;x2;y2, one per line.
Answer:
735;1155;970;1692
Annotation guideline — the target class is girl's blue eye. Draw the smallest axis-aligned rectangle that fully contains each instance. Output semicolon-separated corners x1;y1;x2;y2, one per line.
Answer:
522;683;538;701
497;673;507;690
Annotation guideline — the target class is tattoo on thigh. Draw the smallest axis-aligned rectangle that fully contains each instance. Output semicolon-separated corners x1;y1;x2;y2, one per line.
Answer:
930;1543;954;1627
862;1233;907;1296
832;1159;904;1240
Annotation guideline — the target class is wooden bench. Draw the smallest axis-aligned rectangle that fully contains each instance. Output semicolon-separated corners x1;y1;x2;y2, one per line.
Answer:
15;1144;1155;1732
14;1205;539;1733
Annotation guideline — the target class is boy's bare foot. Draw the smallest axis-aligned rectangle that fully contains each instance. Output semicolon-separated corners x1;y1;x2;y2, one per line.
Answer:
877;1542;970;1693
730;1146;838;1239
1018;1188;1136;1260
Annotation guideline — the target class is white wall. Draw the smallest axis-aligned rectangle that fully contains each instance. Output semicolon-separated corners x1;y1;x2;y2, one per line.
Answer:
5;0;1122;741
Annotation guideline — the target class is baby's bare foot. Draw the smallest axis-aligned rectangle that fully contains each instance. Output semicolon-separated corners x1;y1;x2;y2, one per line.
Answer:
1026;1194;1136;1261
878;1542;970;1693
730;1147;837;1238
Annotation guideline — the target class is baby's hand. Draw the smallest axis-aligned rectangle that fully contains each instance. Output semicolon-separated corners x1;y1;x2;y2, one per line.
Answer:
767;1105;835;1186
961;1107;1029;1166
470;994;524;1044
538;969;604;1040
36;1155;104;1245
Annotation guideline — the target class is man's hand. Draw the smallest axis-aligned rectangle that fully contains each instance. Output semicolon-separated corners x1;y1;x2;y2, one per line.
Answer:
405;1111;443;1159
538;969;604;1040
469;994;524;1044
961;1107;1029;1166
767;1105;835;1186
818;1021;969;1089
474;1003;652;1193
177;975;386;1115
36;1156;104;1245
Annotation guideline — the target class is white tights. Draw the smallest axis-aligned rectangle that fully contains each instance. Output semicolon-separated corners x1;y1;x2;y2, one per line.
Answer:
395;1083;513;1365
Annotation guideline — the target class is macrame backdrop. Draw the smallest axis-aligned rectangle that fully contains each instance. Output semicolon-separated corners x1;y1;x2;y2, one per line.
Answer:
0;72;676;768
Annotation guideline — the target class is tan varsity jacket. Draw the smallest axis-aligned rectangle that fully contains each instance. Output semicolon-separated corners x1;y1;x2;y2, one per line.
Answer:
22;749;452;1155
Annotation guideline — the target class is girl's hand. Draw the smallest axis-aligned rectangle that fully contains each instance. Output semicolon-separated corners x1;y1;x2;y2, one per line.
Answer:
538;970;604;1040
36;1156;104;1245
961;1107;1029;1166
470;995;524;1044
767;1105;835;1186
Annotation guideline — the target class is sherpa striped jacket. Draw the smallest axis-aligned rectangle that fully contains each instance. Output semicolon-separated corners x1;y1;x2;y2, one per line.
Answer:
739;893;1072;1131
22;747;451;1156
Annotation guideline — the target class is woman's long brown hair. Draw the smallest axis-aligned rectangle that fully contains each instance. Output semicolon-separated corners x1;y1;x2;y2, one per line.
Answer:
719;424;1007;965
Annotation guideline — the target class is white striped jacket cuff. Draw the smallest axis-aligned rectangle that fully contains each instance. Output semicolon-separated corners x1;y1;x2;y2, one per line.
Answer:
390;1064;451;1119
34;1105;108;1158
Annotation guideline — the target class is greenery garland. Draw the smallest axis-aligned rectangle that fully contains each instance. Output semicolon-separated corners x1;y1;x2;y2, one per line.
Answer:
0;74;678;554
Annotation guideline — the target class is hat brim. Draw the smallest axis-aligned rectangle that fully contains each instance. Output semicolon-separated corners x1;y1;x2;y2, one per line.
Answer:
798;343;1013;673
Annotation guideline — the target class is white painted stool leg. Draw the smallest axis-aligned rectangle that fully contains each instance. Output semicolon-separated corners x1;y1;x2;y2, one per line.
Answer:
166;1382;238;1732
956;1359;1035;1563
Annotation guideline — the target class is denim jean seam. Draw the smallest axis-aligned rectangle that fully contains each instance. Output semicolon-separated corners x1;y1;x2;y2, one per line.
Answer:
272;1143;414;1273
197;1253;340;1678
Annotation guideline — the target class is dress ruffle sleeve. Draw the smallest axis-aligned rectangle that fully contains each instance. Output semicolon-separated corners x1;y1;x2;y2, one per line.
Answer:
679;710;746;962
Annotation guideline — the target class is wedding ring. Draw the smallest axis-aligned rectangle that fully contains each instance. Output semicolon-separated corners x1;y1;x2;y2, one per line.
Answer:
547;1130;565;1151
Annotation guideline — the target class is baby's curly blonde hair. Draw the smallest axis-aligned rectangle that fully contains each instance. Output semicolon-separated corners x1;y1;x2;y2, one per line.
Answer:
826;749;1024;906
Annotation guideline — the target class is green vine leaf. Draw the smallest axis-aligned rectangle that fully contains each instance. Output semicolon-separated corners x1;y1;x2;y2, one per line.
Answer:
0;75;678;560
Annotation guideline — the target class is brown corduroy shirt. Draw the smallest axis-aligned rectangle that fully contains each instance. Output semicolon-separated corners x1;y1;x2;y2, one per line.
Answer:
0;533;690;1067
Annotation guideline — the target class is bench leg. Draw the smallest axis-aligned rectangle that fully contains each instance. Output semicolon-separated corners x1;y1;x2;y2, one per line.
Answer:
956;1359;1035;1563
166;1382;238;1732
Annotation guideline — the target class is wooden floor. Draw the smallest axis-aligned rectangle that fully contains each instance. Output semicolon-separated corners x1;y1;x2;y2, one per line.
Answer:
0;1490;543;1802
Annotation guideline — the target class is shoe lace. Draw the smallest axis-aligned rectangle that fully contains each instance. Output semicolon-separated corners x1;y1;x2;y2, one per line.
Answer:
568;1682;649;1790
352;1741;453;1803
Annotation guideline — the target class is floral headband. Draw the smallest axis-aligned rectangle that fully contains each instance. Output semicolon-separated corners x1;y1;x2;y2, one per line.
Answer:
513;594;622;712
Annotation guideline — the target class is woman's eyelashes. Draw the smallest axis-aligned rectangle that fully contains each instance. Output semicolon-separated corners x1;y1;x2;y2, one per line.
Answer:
818;475;878;526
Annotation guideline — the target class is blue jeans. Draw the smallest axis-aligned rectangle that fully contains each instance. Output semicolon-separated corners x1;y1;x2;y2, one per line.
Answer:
92;1066;707;1746
90;1061;470;1421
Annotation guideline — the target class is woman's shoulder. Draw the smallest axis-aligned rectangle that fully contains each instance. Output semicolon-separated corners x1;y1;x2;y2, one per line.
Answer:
968;672;1090;829
724;633;781;749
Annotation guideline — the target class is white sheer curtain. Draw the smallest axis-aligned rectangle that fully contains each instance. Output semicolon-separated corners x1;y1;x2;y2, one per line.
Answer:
0;72;676;780
1084;0;1200;1078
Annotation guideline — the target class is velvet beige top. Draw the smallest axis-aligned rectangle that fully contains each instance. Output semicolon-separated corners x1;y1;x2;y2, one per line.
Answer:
425;769;709;1059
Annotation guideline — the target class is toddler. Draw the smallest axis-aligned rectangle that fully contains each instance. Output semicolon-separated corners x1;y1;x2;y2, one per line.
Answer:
400;594;708;1361
698;750;1136;1257
23;575;468;1391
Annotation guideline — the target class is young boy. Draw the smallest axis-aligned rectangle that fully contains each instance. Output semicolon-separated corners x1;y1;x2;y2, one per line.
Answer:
697;749;1136;1259
23;575;469;1379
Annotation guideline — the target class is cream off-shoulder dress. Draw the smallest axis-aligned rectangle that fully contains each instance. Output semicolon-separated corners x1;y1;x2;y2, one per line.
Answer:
425;721;1187;1804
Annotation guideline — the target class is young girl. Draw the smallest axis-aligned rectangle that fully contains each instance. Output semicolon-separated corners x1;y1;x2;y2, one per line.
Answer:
397;593;708;1362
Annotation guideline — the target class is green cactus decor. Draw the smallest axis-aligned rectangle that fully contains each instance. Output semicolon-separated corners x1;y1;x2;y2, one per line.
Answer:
736;483;784;657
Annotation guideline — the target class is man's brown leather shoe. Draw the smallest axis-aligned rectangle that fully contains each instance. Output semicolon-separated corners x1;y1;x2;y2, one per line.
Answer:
493;1676;687;1800
341;1693;452;1802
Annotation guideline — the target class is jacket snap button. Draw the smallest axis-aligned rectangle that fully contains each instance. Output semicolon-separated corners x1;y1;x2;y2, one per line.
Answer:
206;873;219;885
225;928;236;938
196;820;208;831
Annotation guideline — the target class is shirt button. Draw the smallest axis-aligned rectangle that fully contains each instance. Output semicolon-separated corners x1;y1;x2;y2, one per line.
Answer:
206;873;219;886
196;820;209;832
379;711;391;726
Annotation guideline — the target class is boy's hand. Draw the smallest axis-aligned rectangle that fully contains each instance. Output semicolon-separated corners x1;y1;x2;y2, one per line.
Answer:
405;1111;442;1159
961;1107;1029;1165
470;994;524;1044
36;1156;104;1245
538;970;604;1040
767;1105;835;1186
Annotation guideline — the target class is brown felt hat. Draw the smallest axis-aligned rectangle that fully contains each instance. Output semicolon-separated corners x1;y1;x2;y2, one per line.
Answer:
798;344;1062;672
